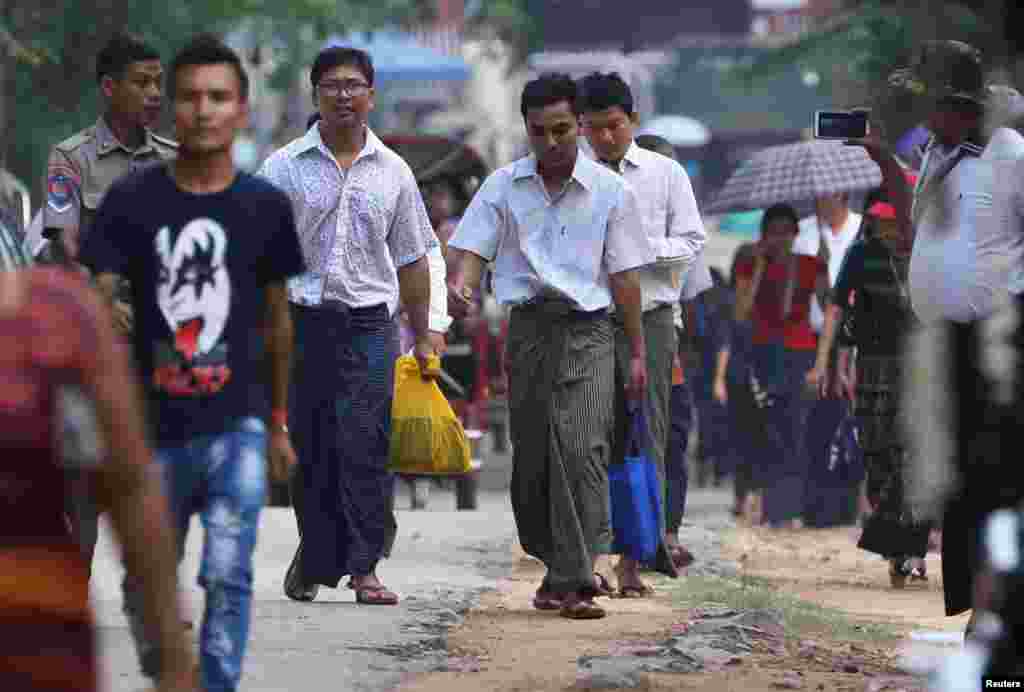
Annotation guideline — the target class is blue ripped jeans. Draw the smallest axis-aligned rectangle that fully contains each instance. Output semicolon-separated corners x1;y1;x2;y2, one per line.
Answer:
123;417;266;692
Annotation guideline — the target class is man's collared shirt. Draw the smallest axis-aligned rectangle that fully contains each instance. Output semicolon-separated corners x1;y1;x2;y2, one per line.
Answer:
44;116;177;250
258;124;445;324
908;137;995;324
448;153;653;312
595;142;707;312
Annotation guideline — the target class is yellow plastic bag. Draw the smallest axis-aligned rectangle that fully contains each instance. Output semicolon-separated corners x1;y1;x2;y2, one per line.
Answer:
389;354;471;475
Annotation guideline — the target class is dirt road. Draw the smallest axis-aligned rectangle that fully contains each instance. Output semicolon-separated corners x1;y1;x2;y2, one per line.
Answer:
399;493;956;692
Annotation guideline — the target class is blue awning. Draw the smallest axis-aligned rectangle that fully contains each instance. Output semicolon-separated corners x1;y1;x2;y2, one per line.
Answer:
324;30;471;83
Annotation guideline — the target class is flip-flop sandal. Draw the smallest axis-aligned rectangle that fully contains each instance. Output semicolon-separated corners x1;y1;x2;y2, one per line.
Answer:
592;573;614;598
349;582;399;606
560;598;606;620
617;584;654;599
284;546;318;602
670;546;695;569
532;593;564;611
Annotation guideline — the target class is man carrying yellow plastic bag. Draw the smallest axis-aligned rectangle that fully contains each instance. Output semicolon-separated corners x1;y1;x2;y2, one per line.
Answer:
390;354;471;475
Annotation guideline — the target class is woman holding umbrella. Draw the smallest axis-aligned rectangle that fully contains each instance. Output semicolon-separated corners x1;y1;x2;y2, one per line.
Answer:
733;204;829;529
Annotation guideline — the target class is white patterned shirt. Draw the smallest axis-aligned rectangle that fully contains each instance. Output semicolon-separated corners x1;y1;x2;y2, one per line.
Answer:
258;125;450;330
449;153;653;312
595;142;707;312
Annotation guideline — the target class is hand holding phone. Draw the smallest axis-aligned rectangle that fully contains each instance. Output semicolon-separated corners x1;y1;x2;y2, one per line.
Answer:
814;110;870;140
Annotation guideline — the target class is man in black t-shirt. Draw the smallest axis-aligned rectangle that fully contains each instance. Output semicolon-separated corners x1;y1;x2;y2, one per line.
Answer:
80;36;305;692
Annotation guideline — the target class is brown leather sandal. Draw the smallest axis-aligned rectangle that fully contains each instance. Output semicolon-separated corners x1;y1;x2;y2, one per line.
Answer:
560;595;606;620
348;582;399;606
532;590;565;611
670;545;695;569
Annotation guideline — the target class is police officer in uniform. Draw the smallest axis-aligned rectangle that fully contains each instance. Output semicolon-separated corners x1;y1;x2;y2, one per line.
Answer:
43;32;176;272
43;33;176;575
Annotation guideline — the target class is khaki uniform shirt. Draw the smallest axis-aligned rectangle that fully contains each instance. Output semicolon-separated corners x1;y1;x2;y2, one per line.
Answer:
43;116;177;253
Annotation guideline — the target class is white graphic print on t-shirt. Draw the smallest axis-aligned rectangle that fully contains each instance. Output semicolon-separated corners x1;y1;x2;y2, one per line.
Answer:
153;218;233;396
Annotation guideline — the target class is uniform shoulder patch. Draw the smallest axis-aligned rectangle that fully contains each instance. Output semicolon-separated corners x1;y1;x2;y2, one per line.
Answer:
46;168;79;214
54;128;94;154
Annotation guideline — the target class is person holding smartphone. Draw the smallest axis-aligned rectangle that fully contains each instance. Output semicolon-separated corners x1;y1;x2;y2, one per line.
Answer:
851;39;1017;637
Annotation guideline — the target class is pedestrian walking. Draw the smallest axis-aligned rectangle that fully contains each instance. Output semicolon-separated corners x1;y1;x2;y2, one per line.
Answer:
80;35;304;691
41;32;177;576
712;243;764;522
688;266;732;489
448;73;652;619
852;40;1017;636
577;73;706;594
258;45;449;607
796;193;864;528
733;203;829;529
0;267;194;692
813;189;932;586
631;132;709;568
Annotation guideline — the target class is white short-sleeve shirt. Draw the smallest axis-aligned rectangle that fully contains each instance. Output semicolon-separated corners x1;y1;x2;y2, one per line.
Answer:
448;153;654;312
592;142;707;312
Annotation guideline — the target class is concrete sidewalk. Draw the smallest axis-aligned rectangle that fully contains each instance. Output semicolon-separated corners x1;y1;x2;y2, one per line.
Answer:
92;488;519;692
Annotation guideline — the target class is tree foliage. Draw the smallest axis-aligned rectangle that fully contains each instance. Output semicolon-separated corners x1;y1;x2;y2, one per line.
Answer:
463;0;541;68
0;0;432;201
723;0;998;140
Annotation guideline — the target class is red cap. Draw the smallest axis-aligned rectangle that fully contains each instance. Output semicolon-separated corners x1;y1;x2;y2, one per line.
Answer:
867;201;897;220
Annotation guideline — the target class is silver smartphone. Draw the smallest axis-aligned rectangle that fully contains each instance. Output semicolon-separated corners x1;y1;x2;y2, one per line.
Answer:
813;110;870;140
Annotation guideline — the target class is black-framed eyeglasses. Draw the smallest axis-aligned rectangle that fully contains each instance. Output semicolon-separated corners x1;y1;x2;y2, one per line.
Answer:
317;80;370;98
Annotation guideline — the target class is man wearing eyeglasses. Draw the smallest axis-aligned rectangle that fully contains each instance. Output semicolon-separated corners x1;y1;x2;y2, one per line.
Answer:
259;46;450;607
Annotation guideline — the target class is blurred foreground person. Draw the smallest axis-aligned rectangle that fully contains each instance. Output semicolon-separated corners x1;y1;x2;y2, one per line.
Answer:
919;295;1024;685
859;40;1019;634
81;36;303;690
448;73;652;619
0;268;193;692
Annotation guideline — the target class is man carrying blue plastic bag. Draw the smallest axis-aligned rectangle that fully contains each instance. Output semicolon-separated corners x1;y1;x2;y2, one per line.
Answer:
578;73;708;595
610;405;664;567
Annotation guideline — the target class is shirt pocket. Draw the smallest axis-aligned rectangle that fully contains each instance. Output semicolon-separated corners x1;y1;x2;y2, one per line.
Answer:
644;202;668;248
345;185;389;242
508;200;549;257
557;205;605;276
299;160;338;215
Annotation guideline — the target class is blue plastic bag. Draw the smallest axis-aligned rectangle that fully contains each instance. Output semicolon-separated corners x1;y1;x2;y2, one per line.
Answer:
610;407;662;563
